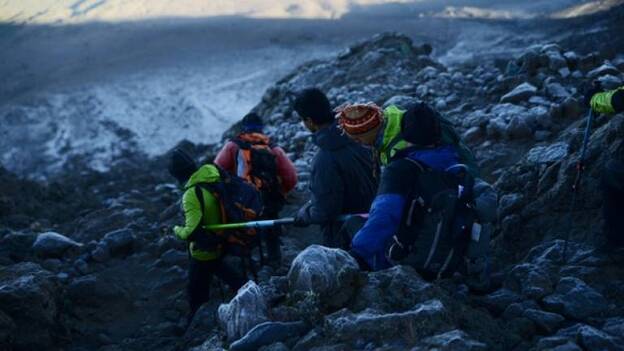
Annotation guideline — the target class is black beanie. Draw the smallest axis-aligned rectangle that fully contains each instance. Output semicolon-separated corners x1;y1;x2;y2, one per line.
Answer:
241;112;264;132
400;102;442;146
168;148;197;184
293;88;334;125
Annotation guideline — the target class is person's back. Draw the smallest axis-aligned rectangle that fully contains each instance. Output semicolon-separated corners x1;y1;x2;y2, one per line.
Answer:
292;88;378;247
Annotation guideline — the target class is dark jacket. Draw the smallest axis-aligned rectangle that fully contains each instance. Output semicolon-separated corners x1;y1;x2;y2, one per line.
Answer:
300;122;378;247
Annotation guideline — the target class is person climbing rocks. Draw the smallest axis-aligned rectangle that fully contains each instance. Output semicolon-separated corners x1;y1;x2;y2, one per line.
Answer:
168;148;246;324
586;85;624;248
291;88;378;248
337;101;497;290
214;112;297;266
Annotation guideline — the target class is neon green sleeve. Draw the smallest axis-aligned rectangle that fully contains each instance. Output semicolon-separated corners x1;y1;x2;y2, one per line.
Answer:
591;87;624;115
174;189;202;240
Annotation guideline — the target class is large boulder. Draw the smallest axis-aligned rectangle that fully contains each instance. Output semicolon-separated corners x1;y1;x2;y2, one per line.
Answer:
542;277;608;321
324;299;452;347
218;281;269;342
32;231;82;258
287;245;360;309
0;262;68;350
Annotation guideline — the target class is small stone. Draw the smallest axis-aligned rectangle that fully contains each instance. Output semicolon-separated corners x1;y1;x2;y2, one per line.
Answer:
534;130;552;142
32;232;82;258
522;309;565;334
597;74;623;91
587;62;620;79
545;82;571;100
462;126;483;144
102;229;135;257
480;289;522;315
500;83;538;103
91;243;110;263
418;329;487;350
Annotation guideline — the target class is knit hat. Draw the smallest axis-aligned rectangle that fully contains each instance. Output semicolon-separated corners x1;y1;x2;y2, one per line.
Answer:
241;112;263;133
336;103;384;136
293;88;334;125
168;148;197;184
400;102;442;146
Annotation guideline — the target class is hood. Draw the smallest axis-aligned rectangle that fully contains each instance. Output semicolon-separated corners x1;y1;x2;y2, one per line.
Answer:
313;122;353;151
185;164;220;189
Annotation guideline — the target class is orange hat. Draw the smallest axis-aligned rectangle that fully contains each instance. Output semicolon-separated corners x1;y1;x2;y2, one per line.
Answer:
336;103;384;136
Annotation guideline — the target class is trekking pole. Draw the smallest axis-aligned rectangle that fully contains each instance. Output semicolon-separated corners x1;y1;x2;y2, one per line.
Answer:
204;213;369;231
562;109;595;264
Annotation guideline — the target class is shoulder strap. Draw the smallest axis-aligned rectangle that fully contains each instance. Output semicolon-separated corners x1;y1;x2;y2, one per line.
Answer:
194;185;206;221
232;138;252;150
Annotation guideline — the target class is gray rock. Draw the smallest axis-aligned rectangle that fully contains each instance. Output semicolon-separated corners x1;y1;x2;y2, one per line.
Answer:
534;130;552;142
506;263;553;299
559;324;624;351
159;248;187;267
0;262;67;350
91;242;111;262
184;302;220;347
526;142;568;164
500;83;537;103
499;193;525;217
546;82;571;100
383;95;416;108
218;281;269;342
543;277;608;320
0;232;37;263
287;245;359;309
602;317;624;338
67;274;129;307
230;321;309;351
502;303;524;320
558;67;571;78
522;309;565;334
462;126;483;144
102;229;135;257
351;265;435;313
480;289;522;315
415;329;487;351
486;117;508;139
598;74;624;90
325;299;451;344
506;115;533;139
32;231;82;258
587;62;620;79
547;51;568;72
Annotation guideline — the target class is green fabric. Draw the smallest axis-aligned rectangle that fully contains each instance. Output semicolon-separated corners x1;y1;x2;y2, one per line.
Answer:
173;165;222;261
591;87;624;115
378;105;480;177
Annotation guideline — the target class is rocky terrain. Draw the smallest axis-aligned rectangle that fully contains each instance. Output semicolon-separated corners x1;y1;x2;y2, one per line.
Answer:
2;4;624;351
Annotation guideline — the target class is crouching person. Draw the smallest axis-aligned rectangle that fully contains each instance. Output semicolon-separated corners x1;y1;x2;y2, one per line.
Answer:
337;101;496;289
168;148;246;324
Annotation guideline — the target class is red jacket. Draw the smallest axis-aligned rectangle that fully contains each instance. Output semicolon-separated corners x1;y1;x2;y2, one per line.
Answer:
214;133;297;194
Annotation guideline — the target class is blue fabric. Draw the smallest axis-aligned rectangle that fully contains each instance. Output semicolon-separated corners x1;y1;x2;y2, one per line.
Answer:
351;193;406;270
405;144;460;172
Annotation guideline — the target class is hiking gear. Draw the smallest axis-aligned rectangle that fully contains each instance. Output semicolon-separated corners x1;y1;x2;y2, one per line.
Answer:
308;122;378;244
336;103;384;136
563;110;595;263
231;133;285;215
174;165;223;261
194;166;263;255
241;112;264;133
602;159;624;247
294;88;334;124
400;102;442;147
168;148;198;184
351;143;476;274
378;104;480;177
591;86;624;115
205;213;369;231
387;160;477;280
187;257;245;322
214;140;297;195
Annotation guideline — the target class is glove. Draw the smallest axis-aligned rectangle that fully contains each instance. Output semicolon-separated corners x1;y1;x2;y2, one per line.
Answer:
293;205;311;227
581;80;603;107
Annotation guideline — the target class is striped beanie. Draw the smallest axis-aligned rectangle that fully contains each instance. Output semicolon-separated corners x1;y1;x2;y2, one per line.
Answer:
336;103;384;136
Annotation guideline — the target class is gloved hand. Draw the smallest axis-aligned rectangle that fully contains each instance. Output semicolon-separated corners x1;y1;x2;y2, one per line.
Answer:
582;80;603;107
293;205;311;227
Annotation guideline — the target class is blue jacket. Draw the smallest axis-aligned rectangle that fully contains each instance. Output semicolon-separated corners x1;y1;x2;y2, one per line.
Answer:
351;144;460;270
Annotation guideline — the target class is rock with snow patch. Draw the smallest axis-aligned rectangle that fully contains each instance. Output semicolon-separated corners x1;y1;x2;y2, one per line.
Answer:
500;83;537;103
413;329;488;351
525;142;568;164
218;281;269;342
598;74;624;90
287;245;360;309
32;231;82;258
542;277;608;321
230;321;309;351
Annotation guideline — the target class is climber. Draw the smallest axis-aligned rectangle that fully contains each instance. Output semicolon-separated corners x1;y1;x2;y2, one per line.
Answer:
168;148;246;324
337;101;497;289
291;88;378;249
586;85;624;248
214;112;297;266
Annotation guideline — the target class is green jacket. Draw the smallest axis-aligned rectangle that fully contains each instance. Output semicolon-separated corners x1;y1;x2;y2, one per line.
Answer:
173;165;222;261
378;105;480;177
591;86;624;115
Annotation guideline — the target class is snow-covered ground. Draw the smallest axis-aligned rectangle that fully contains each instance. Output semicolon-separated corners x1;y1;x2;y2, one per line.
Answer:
1;0;614;179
